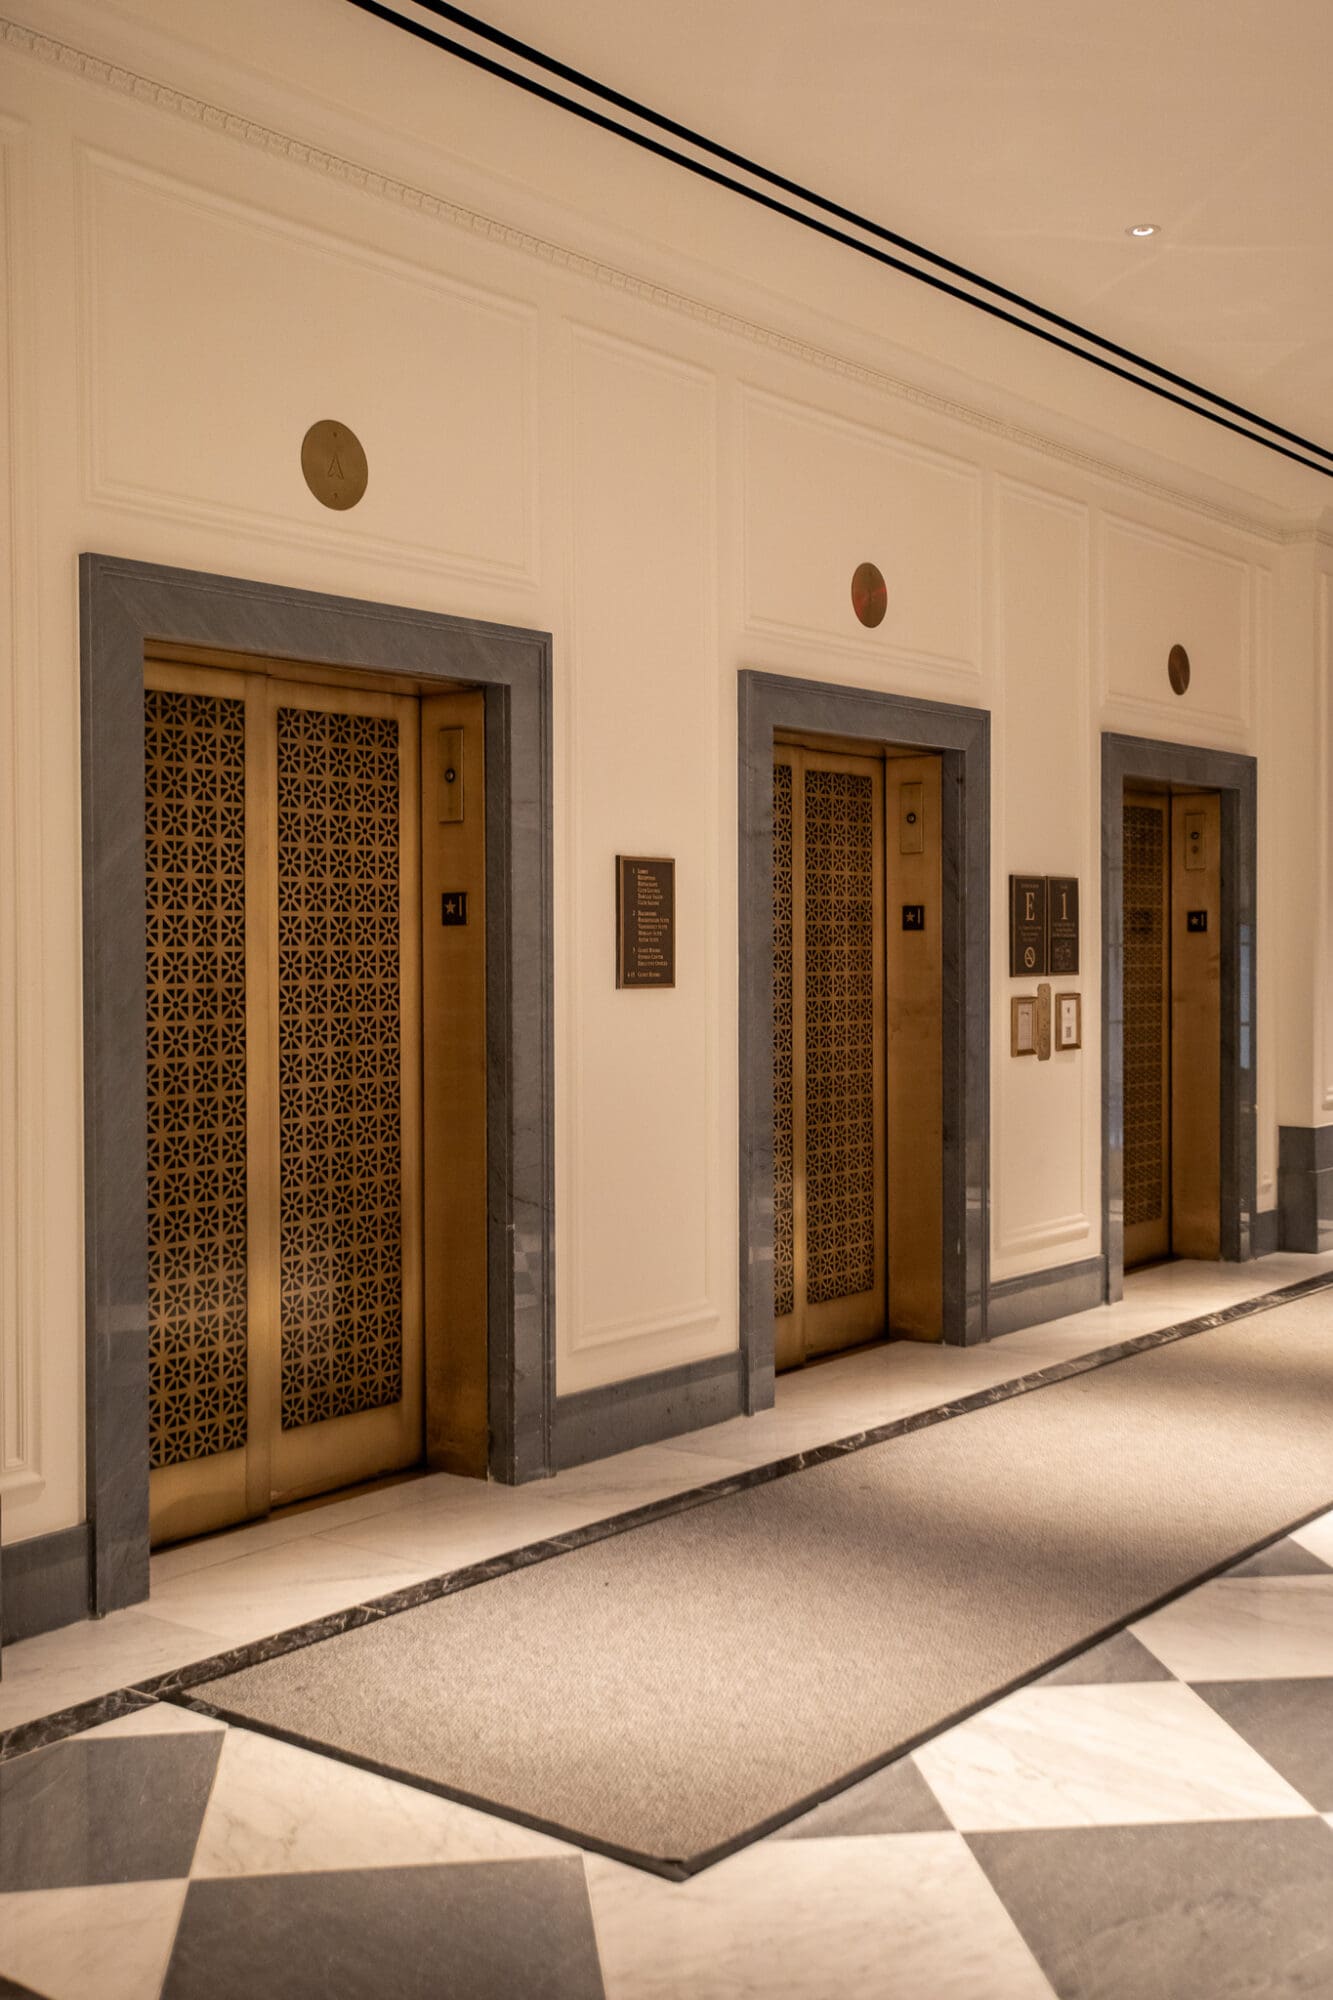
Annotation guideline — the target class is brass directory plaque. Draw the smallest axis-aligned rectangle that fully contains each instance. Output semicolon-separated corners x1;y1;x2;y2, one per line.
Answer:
616;856;675;988
1009;875;1047;976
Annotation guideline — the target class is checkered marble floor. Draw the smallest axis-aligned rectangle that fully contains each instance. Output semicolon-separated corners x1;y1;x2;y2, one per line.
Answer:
2;1512;1330;1999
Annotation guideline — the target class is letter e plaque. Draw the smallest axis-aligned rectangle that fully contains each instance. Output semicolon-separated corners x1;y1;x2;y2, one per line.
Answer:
616;856;676;988
1009;875;1048;977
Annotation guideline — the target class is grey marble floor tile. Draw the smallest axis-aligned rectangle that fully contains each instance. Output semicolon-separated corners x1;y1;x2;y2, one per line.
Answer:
162;1859;605;2000
771;1754;952;1839
0;1732;222;1892
1034;1630;1175;1687
1193;1679;1333;1812
966;1818;1333;2000
1225;1535;1332;1579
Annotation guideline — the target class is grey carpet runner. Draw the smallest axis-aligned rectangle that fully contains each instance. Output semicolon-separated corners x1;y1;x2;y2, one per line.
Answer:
185;1294;1333;1875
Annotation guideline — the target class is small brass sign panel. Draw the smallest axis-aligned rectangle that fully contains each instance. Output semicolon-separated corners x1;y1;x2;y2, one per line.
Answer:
902;904;925;931
441;891;468;926
1011;995;1037;1057
1056;991;1082;1050
617;856;675;988
1047;875;1079;975
1009;875;1047;976
1187;909;1208;933
301;419;368;511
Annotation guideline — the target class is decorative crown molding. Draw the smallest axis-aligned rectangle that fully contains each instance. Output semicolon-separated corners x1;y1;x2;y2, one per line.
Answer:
0;11;1312;545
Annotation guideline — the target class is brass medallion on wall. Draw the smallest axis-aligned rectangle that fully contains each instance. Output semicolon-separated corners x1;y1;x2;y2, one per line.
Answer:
851;561;888;628
1168;644;1191;696
301;420;369;511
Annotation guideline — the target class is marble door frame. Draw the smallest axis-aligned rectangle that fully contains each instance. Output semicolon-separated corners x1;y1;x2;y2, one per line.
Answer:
1100;731;1258;1302
78;556;555;1618
737;670;991;1415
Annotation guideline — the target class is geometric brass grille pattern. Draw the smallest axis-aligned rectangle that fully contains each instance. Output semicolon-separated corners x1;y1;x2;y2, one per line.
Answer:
803;767;876;1305
1123;802;1166;1231
276;706;404;1430
773;759;795;1320
144;690;250;1470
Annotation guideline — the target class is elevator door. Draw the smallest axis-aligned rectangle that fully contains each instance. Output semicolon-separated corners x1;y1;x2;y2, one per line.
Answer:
145;661;424;1546
1122;788;1222;1268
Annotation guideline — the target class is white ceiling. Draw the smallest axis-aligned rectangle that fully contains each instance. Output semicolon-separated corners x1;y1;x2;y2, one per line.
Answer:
475;0;1333;456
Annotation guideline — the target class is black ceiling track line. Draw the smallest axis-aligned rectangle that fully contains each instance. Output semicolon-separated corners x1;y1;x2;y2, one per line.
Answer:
346;0;1332;480
395;0;1333;474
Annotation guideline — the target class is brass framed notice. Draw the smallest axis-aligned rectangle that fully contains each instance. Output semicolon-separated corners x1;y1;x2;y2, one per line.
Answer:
1047;876;1079;975
616;855;675;989
1055;991;1082;1051
1009;875;1047;976
1011;995;1037;1056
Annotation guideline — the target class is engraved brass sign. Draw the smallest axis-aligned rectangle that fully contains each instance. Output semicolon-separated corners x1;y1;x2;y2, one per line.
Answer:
616;856;675;988
301;419;368;511
441;891;468;926
1009;875;1047;976
1047;876;1079;975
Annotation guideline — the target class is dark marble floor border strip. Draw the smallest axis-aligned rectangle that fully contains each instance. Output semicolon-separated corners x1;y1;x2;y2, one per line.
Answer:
4;1266;1332;1767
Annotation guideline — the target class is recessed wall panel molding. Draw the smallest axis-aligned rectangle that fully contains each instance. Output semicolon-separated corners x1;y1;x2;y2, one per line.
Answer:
992;477;1093;1264
1098;513;1254;735
1321;574;1333;1110
77;149;538;584
0;128;44;1506
564;324;725;1374
742;388;983;679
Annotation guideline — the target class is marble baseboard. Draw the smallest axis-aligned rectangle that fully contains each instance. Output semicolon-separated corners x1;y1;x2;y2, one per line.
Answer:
1251;1208;1280;1258
986;1258;1106;1340
1278;1129;1333;1253
0;1526;91;1649
552;1354;744;1472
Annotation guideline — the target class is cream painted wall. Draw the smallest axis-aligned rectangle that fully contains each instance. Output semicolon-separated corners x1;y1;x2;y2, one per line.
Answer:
1;6;1329;1542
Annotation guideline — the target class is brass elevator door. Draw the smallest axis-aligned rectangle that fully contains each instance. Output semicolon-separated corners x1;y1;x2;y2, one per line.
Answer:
145;661;426;1546
1122;788;1222;1269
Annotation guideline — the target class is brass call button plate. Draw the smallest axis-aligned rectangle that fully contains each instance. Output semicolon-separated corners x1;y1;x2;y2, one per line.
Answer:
301;419;368;511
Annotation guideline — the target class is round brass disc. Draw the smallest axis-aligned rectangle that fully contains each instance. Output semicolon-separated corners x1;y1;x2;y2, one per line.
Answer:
851;561;888;629
1168;643;1191;696
301;420;368;511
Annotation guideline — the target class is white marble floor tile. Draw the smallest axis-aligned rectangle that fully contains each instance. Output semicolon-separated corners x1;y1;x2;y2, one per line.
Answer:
0;1611;230;1735
190;1724;573;1877
585;1834;1056;2000
911;1682;1313;1830
538;1443;751;1505
149;1470;457;1582
147;1535;429;1646
0;1879;187;2000
1290;1509;1333;1568
81;1700;227;1743
1132;1577;1333;1681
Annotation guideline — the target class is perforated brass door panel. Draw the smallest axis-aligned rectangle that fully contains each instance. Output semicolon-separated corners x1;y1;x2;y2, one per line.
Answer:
773;747;886;1367
144;688;250;1509
146;663;423;1546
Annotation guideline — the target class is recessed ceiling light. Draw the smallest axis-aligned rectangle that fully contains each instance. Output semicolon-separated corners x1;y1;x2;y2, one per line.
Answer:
1126;223;1161;238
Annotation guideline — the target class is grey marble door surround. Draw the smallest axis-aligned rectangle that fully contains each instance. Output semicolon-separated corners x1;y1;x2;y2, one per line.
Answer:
78;555;555;1622
1100;732;1258;1301
737;671;991;1408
